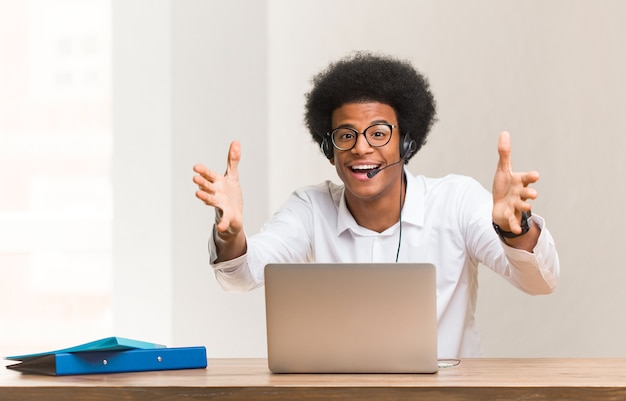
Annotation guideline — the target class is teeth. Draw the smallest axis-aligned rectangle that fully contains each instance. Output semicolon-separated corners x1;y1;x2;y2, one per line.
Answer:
352;165;379;170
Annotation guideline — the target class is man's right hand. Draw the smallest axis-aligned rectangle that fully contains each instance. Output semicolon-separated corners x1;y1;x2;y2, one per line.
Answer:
193;140;244;243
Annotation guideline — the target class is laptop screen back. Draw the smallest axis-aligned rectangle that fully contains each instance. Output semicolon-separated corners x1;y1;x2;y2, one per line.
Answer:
264;263;438;373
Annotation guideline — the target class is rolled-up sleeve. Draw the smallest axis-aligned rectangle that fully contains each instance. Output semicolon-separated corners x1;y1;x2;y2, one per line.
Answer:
208;228;260;292
497;215;560;295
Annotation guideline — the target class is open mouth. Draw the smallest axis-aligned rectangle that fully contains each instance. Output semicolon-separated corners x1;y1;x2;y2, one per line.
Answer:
350;164;380;175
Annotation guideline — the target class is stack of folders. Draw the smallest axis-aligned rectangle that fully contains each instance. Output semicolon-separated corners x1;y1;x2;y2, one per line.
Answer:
5;337;207;376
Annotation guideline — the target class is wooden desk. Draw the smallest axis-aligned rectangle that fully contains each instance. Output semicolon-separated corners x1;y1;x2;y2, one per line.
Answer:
2;358;626;400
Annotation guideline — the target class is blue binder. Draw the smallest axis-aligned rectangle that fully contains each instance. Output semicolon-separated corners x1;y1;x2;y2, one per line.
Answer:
5;336;166;361
5;337;207;376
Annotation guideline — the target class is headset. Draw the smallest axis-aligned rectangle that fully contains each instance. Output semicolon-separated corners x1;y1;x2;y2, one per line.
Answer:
321;130;417;263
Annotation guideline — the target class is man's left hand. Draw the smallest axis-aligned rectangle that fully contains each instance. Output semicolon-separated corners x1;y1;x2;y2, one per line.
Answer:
492;131;539;235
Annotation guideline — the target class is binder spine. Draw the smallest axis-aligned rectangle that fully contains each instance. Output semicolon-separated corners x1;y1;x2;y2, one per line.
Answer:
54;347;207;375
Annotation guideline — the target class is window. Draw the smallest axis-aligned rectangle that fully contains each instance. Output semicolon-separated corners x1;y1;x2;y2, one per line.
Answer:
0;0;112;354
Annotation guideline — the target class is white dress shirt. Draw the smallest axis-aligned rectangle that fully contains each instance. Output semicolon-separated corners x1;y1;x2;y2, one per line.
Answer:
209;171;560;358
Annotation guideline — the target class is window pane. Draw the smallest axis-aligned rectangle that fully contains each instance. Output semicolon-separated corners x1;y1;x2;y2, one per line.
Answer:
0;0;112;355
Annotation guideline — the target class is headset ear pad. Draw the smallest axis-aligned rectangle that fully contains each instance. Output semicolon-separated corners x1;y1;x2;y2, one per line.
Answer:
400;134;417;161
321;134;334;159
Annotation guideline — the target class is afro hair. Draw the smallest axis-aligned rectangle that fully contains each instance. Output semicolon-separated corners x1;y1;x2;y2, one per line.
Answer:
304;51;437;161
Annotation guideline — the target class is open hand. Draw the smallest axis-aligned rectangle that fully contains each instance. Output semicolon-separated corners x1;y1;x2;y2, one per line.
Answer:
193;141;244;237
492;132;539;234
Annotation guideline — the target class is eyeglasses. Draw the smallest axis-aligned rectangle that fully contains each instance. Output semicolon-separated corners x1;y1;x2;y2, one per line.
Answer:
329;123;395;151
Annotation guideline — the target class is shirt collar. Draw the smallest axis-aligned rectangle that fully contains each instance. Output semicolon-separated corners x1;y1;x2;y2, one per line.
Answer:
336;167;425;236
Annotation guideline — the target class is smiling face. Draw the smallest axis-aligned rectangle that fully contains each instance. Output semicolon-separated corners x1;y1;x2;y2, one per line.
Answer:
330;102;405;214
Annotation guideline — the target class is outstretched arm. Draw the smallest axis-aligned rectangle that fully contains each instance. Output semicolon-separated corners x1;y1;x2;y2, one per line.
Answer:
491;132;541;252
193;140;247;262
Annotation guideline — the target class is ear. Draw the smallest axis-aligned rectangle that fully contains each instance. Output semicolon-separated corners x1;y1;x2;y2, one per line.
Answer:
329;157;335;165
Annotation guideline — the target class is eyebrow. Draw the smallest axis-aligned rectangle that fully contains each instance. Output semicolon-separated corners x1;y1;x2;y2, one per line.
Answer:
334;120;393;129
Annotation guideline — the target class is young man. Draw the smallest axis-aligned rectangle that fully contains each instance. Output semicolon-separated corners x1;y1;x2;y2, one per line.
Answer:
192;52;559;358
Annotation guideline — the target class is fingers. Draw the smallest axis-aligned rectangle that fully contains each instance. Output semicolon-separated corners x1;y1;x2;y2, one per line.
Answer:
496;131;541;188
522;185;538;201
192;163;206;174
512;174;540;204
497;131;512;172
193;184;215;206
215;208;230;232
225;140;241;180
522;170;540;187
192;140;241;190
193;163;219;186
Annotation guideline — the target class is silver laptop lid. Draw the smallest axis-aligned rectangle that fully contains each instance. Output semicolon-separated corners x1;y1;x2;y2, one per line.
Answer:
264;263;438;374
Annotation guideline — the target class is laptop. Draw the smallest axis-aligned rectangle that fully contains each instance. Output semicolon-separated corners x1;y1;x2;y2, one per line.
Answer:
264;263;438;374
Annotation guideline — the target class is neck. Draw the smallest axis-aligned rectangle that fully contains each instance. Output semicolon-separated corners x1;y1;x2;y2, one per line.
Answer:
346;173;406;233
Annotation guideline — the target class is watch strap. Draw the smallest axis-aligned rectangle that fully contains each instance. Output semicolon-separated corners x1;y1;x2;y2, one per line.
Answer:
493;211;532;240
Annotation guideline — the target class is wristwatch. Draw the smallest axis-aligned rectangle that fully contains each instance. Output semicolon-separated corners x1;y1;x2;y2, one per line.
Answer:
492;211;532;241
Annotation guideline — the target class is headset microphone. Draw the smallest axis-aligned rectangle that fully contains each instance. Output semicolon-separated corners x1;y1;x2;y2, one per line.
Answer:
366;158;405;179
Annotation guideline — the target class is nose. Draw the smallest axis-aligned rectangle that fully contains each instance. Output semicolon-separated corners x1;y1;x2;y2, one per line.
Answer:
351;132;373;155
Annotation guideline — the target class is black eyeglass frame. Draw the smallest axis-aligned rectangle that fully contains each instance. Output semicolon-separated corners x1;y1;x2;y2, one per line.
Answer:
328;123;396;151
